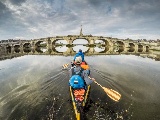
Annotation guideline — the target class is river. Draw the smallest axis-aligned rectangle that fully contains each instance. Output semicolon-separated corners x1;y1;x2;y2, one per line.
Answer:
0;49;160;120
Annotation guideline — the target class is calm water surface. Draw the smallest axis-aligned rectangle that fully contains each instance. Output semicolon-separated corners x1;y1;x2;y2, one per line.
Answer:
0;55;160;120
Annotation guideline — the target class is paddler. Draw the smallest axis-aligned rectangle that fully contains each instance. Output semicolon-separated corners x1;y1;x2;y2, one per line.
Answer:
71;49;89;71
73;49;84;62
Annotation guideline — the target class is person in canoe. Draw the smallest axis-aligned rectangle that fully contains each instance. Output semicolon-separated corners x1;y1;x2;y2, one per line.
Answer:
71;49;90;71
69;56;95;89
73;49;84;62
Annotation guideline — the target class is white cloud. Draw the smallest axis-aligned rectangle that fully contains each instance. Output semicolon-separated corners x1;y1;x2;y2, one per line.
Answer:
28;27;38;33
0;0;160;40
15;36;25;39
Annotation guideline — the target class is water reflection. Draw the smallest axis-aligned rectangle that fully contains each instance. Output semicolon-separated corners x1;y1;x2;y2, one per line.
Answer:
0;45;160;61
72;45;88;52
128;48;135;52
94;46;109;53
0;55;160;120
24;48;32;53
73;39;88;45
55;46;68;53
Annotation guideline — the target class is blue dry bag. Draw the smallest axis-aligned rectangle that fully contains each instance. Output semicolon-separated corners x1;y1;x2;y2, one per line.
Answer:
69;75;85;89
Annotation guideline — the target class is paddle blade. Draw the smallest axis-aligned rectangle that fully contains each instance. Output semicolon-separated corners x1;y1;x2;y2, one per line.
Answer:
62;63;69;69
102;87;121;102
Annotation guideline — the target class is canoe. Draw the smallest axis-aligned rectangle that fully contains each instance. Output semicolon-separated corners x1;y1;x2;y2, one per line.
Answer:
70;85;90;120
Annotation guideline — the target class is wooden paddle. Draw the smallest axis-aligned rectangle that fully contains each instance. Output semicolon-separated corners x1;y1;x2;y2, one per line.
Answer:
62;62;76;69
62;63;69;69
89;77;121;102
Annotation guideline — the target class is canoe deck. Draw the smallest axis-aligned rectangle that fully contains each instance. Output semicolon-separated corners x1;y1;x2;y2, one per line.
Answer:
70;85;91;120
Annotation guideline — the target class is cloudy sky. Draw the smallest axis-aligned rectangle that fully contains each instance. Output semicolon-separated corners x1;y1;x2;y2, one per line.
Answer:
0;0;160;40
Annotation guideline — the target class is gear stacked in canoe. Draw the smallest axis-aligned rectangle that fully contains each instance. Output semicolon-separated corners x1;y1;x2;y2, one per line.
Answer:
70;85;90;120
69;61;91;119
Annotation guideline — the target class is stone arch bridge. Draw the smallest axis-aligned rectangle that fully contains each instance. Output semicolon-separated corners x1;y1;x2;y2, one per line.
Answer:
2;35;150;55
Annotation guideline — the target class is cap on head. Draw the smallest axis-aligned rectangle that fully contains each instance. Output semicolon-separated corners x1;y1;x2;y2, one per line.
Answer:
79;49;82;52
75;56;82;65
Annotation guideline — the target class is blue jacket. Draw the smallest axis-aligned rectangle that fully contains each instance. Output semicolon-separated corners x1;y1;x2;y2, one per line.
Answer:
73;51;84;62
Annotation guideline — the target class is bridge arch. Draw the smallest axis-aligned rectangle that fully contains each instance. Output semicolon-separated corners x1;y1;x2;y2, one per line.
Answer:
14;45;20;53
146;46;149;52
138;44;143;52
23;43;31;53
116;41;125;47
117;47;124;53
52;39;62;46
128;43;135;52
35;47;46;53
114;41;125;52
35;41;45;47
6;45;11;53
52;46;62;53
23;43;31;48
94;46;109;53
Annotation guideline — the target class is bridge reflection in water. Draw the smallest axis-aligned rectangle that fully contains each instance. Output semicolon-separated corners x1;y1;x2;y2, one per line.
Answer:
0;45;160;61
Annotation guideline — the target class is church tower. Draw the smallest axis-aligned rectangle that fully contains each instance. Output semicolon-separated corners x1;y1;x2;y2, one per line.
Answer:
80;25;83;36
